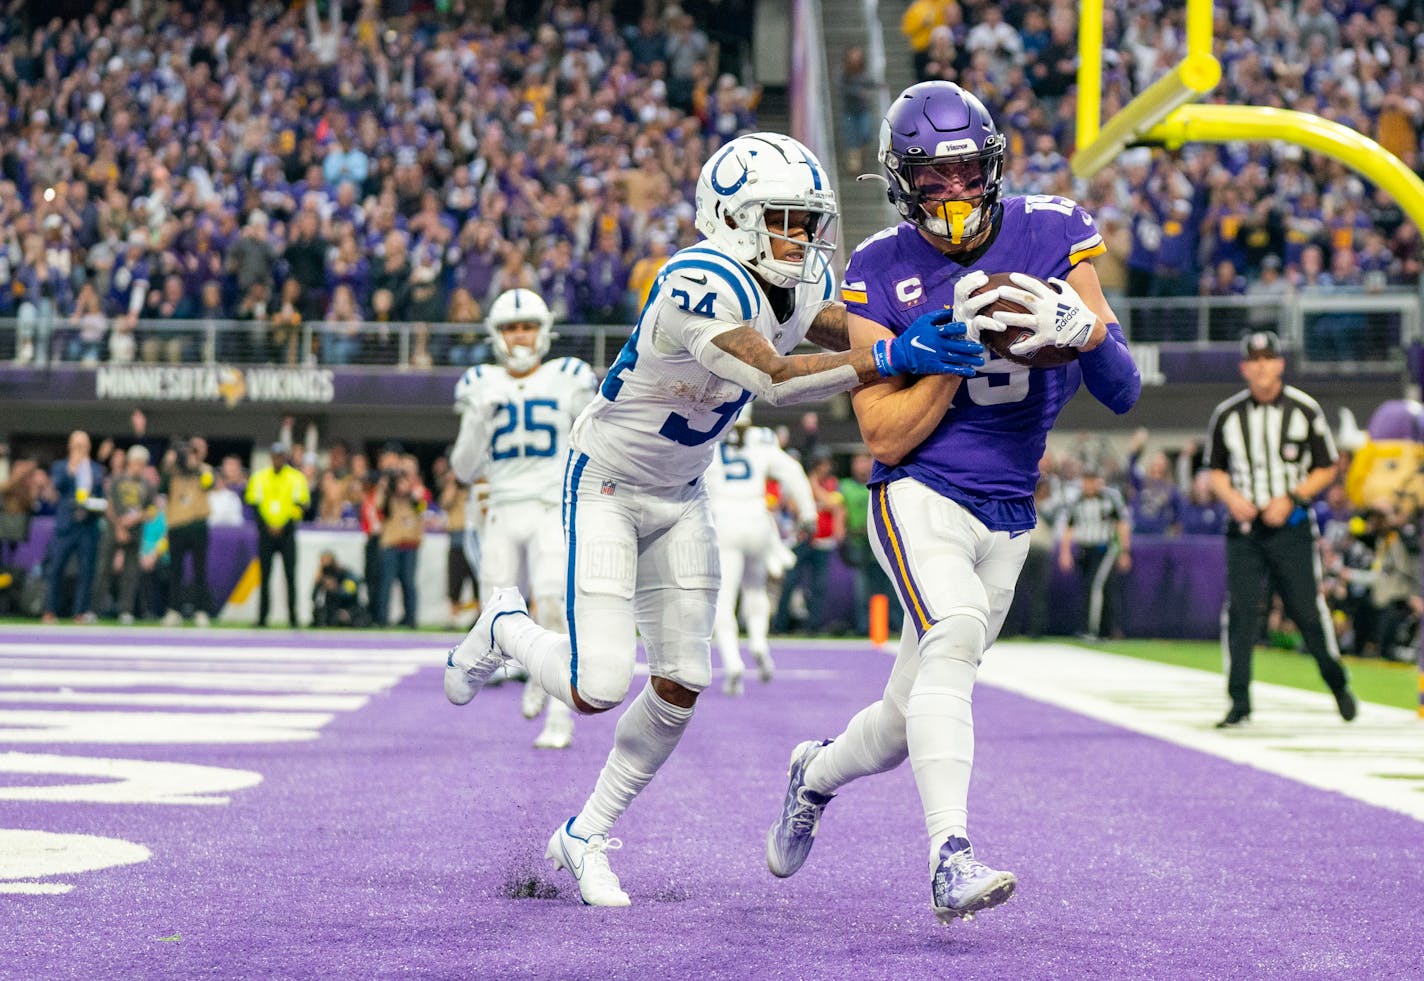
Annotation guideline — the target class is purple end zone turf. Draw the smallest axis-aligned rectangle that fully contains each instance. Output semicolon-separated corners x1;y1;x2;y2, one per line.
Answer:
4;632;1421;979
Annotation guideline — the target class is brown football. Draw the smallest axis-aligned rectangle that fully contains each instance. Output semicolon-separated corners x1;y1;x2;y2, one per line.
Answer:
974;272;1079;368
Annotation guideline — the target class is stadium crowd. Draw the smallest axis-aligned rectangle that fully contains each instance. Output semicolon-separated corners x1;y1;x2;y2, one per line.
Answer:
893;0;1424;351
0;0;755;366
2;1;1422;367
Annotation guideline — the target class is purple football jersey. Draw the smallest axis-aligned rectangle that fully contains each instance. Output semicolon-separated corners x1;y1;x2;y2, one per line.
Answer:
842;195;1108;532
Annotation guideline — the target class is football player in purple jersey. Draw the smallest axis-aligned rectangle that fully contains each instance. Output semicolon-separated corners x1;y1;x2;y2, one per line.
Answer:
767;81;1142;924
443;132;989;909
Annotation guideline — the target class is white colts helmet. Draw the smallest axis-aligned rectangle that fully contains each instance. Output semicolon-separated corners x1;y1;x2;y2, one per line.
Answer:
694;133;839;288
485;288;553;374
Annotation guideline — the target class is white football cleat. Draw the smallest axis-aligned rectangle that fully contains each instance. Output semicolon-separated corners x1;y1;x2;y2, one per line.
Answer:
722;667;745;696
521;678;548;719
545;818;630;907
483;662;522;688
194;611;211;628
161;609;182;627
533;700;574;749
766;739;834;878
751;647;775;683
931;836;1017;923
444;587;529;706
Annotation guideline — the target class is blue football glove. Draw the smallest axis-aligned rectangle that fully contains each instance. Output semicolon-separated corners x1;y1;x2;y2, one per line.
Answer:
874;307;985;378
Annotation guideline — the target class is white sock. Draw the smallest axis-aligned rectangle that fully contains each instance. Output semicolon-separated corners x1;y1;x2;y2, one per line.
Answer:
803;698;909;796
905;616;983;867
713;599;745;676
742;586;771;656
531;594;566;633
714;551;745;676
570;683;695;838
497;615;577;711
545;696;573;725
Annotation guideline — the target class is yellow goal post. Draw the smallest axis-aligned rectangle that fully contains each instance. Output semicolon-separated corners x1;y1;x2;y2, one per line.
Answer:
1071;0;1424;235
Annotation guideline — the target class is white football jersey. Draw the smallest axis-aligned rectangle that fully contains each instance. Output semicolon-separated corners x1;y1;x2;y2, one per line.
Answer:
705;425;816;520
571;242;836;487
450;357;598;507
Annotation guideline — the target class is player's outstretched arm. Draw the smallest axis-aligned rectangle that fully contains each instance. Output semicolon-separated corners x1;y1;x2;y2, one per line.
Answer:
698;310;982;407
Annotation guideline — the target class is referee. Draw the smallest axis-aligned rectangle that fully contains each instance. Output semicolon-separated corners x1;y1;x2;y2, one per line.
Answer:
1205;330;1356;727
1056;464;1132;641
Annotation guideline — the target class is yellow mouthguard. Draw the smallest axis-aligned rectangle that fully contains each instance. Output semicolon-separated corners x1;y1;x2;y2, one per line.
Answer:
934;200;975;243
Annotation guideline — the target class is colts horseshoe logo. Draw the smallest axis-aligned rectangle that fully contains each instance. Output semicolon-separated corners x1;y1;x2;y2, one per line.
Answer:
709;145;754;196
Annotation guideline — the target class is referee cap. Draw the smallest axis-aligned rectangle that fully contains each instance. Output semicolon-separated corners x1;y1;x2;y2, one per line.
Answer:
1240;330;1282;359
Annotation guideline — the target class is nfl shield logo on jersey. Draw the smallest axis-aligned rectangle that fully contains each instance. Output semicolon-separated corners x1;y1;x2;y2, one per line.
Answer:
601;480;617;496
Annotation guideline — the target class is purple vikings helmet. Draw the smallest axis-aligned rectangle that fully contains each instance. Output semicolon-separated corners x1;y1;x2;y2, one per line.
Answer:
879;81;1007;246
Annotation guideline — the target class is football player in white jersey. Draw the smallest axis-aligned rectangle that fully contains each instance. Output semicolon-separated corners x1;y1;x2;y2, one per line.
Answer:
705;408;815;694
448;288;598;750
444;132;987;907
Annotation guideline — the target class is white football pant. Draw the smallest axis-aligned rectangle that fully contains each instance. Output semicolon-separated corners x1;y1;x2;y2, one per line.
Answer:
562;451;719;709
807;477;1029;863
711;503;776;679
479;498;567;630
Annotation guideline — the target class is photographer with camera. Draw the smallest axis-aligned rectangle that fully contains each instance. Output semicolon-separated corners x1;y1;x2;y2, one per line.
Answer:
375;461;429;628
312;549;367;628
161;436;216;627
245;442;310;628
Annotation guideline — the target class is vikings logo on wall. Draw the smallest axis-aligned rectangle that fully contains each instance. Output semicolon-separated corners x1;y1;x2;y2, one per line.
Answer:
94;364;336;407
217;368;247;407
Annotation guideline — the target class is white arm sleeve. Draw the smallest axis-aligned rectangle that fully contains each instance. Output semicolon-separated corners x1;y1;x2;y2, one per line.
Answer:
766;447;816;520
679;317;861;407
450;408;491;484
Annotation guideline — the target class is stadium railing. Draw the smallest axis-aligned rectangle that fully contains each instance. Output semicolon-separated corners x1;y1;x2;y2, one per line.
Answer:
1114;291;1421;370
0;290;1418;375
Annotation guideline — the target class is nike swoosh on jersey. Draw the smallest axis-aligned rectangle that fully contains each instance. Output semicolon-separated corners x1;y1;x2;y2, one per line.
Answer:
684;273;709;285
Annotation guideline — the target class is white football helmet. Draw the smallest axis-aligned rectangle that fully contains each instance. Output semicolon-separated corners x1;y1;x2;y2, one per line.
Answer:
485;288;554;374
694;133;838;289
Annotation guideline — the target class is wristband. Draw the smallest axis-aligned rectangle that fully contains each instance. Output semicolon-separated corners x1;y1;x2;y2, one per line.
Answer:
1289;491;1309;508
872;338;894;378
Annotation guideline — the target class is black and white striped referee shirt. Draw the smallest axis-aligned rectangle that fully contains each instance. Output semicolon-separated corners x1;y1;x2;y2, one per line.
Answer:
1058;485;1128;546
1206;386;1337;508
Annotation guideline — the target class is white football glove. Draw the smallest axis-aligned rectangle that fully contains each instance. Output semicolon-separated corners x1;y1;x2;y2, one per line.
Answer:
994;273;1098;356
952;270;1006;343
